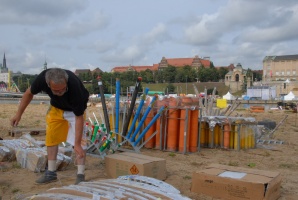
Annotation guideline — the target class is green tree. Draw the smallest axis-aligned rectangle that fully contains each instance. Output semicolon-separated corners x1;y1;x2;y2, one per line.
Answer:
166;83;175;94
218;67;229;80
163;66;177;83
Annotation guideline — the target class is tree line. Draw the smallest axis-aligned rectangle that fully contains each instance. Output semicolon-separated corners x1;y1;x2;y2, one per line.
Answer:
10;65;260;94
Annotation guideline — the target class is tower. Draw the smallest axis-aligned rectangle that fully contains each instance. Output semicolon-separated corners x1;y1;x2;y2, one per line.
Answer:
1;53;8;73
44;60;47;70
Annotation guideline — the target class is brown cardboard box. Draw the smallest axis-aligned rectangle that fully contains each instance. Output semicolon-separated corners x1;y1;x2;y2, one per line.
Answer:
191;164;281;200
105;152;166;180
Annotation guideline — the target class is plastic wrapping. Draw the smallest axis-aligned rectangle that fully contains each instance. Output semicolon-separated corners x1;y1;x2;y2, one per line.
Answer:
0;138;35;161
16;148;48;173
27;175;191;200
0;145;13;161
57;153;72;171
20;133;42;147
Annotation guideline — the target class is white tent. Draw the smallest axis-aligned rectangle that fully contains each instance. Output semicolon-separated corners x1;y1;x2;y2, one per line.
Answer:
284;91;295;101
223;92;236;100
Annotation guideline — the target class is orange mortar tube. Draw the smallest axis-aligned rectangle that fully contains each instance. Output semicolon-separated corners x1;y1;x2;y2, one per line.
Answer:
223;124;230;149
214;124;221;147
166;100;180;151
200;121;206;147
189;109;199;152
179;108;191;152
229;124;235;149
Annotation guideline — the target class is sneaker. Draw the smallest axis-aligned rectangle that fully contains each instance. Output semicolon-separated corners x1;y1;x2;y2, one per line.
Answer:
75;174;85;185
35;170;57;184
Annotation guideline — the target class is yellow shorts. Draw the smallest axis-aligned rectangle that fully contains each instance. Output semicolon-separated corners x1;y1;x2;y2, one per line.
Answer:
45;106;87;148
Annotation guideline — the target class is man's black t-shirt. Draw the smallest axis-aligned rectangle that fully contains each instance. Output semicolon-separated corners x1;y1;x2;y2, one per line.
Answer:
30;69;89;116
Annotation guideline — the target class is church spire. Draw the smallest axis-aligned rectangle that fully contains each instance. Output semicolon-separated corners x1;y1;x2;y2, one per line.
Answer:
44;60;47;70
1;53;8;73
3;53;7;69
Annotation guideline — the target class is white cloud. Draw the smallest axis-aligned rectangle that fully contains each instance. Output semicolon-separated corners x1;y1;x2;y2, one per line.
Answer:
0;0;86;25
2;0;298;74
51;12;109;38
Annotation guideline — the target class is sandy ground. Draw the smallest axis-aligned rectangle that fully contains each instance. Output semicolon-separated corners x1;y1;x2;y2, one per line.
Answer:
1;102;298;199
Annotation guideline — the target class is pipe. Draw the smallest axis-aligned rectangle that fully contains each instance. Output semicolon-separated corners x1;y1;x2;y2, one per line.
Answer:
130;95;157;142
122;77;142;136
98;80;110;133
115;78;120;134
133;106;166;146
126;87;149;139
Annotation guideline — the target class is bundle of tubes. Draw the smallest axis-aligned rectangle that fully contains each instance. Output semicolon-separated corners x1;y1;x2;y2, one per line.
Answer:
85;79;258;157
199;116;258;150
86;77;170;157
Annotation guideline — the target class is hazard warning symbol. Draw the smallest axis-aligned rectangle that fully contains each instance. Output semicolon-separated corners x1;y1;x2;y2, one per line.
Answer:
130;165;139;175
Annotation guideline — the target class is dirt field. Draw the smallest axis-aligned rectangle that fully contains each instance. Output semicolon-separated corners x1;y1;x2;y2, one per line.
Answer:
1;103;298;199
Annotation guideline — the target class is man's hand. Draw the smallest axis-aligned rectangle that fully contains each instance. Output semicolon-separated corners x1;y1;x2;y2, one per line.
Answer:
10;87;34;127
10;114;21;127
74;144;85;159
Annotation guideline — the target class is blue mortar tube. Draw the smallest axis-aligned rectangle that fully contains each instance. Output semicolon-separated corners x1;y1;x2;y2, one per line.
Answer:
115;78;120;134
126;88;149;139
130;95;157;142
133;105;166;146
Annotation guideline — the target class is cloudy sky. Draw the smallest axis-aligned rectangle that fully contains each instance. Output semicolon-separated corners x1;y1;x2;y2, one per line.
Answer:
1;0;298;74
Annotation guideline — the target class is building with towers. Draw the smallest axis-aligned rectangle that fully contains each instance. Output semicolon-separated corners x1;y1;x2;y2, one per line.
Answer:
0;53;10;85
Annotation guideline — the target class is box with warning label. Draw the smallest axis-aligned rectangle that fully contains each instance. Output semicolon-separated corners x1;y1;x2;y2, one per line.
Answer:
191;164;282;200
105;152;166;180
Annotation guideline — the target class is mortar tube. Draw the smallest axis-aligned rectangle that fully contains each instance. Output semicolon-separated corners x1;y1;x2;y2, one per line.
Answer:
115;78;120;134
100;138;111;152
93;112;99;125
130;95;157;143
91;124;99;143
126;87;149;139
98;80;110;133
122;77;142;136
133;106;166;146
90;122;95;140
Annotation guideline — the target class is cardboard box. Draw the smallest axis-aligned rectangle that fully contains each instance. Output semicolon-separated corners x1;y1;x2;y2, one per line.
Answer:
191;164;281;200
105;152;166;180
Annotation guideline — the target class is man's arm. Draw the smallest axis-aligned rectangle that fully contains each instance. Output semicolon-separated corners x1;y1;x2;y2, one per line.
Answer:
74;114;85;158
10;87;34;126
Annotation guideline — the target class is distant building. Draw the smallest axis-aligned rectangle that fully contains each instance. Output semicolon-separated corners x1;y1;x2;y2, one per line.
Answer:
43;60;47;71
111;55;211;73
247;86;276;100
0;73;9;83
111;65;155;73
158;55;211;70
0;53;8;73
0;53;9;84
263;54;298;81
92;67;103;74
74;68;104;76
74;69;91;76
224;63;247;92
